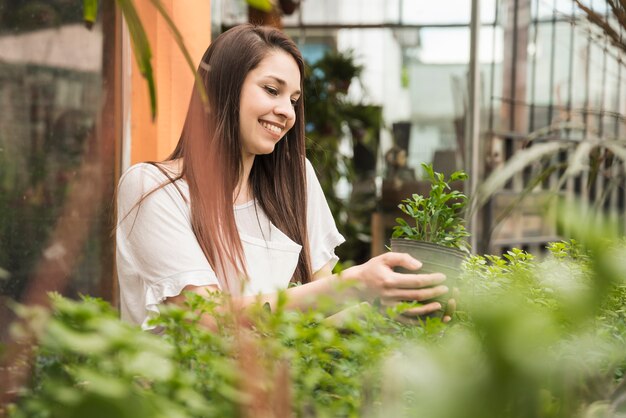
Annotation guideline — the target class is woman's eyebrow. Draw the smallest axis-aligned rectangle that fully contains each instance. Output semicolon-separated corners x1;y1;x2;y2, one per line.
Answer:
264;75;301;95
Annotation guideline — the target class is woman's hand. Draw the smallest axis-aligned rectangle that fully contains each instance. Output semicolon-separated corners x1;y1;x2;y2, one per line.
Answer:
343;252;450;319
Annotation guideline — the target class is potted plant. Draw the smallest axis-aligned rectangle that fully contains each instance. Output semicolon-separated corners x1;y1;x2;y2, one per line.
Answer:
390;163;470;291
315;49;363;94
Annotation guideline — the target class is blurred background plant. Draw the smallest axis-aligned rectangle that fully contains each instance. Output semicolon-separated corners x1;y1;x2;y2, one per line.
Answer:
575;0;626;55
473;0;626;254
381;205;626;418
304;49;383;267
473;123;626;245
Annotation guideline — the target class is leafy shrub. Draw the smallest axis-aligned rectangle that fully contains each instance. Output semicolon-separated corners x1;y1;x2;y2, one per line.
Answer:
417;239;626;418
6;237;626;417
392;163;470;251
7;291;446;418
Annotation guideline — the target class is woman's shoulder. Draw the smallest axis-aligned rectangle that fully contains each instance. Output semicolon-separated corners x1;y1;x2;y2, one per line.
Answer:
117;161;188;214
118;163;162;192
118;162;182;195
304;157;317;179
119;161;183;191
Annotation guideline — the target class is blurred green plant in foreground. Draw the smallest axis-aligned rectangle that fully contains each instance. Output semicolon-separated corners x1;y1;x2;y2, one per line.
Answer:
5;208;626;418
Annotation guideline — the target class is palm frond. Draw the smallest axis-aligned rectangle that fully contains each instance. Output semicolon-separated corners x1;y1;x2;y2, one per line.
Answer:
116;0;157;120
575;0;626;55
472;141;572;211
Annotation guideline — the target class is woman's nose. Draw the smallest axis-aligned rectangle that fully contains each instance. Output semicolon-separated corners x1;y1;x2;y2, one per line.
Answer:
274;99;295;120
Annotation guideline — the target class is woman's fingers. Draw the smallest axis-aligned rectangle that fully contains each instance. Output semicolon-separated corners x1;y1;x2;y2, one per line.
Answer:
387;272;446;289
399;301;443;317
381;252;423;271
442;289;459;323
443;297;457;318
386;284;449;301
348;253;451;307
378;299;442;323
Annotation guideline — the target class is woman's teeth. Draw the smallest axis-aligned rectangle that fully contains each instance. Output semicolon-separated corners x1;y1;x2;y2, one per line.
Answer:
260;121;282;134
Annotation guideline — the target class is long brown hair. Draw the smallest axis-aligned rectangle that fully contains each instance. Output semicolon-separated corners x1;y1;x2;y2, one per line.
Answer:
162;24;312;292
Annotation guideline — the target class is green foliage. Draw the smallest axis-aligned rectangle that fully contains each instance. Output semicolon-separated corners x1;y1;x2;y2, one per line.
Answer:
82;0;98;26
9;294;215;418
383;238;626;418
305;50;381;265
8;230;626;417
8;291;446;418
392;163;470;251
314;49;363;90
245;0;274;12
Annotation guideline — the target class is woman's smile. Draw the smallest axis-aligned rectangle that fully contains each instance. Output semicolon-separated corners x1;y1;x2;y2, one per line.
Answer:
259;119;284;137
239;50;300;157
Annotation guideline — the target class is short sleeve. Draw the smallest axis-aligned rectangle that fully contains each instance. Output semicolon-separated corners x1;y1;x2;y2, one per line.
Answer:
116;164;219;328
305;159;345;272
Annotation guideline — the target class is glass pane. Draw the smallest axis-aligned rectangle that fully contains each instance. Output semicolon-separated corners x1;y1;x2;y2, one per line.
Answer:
602;54;620;137
407;63;467;169
617;75;626;140
534;0;555;20
588;42;605;111
529;20;552;129
401;0;470;25
418;27;471;64
283;0;390;25
281;0;498;26
571;27;588;110
0;0;109;301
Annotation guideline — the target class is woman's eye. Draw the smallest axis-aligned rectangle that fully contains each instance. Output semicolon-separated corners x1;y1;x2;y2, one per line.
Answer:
264;85;278;96
290;98;298;107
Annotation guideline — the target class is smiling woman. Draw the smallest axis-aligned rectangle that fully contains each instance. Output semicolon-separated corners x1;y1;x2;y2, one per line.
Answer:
239;50;300;161
115;24;453;331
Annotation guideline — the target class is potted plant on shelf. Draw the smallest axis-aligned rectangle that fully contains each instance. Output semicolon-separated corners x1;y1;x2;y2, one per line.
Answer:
390;163;470;289
315;49;363;94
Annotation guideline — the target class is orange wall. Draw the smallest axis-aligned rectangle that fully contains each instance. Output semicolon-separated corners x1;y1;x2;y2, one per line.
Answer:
130;1;211;163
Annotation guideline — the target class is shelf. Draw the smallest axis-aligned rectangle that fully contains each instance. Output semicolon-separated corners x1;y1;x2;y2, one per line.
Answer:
491;235;562;247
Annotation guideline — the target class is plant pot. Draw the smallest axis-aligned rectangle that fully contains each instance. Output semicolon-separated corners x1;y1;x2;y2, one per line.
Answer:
390;238;467;317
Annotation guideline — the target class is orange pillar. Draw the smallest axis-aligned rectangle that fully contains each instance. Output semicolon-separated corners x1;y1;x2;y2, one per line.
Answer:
130;1;211;164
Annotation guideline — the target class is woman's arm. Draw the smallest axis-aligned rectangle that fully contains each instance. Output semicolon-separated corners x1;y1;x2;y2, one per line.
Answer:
312;260;334;281
167;252;449;327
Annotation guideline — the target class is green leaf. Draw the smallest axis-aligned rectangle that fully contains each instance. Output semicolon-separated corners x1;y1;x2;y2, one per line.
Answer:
83;0;99;29
44;322;110;355
73;367;128;399
116;0;156;120
246;0;274;12
391;163;469;246
122;351;174;381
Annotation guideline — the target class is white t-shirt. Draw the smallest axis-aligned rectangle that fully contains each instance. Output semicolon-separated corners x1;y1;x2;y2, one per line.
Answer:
116;159;345;329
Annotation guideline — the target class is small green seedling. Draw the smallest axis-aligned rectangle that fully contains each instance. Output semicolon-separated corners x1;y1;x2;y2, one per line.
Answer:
392;163;470;252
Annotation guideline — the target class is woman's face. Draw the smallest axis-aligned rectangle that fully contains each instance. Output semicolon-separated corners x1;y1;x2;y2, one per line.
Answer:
239;50;301;158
